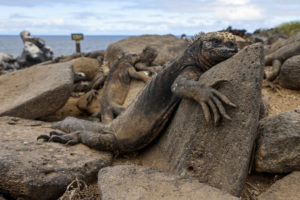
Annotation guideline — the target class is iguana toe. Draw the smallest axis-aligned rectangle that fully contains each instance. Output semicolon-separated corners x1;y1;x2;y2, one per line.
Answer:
200;102;211;123
37;131;77;145
37;134;50;141
65;140;79;146
207;99;220;126
212;89;236;107
212;96;232;121
48;135;69;144
263;80;281;92
50;131;65;136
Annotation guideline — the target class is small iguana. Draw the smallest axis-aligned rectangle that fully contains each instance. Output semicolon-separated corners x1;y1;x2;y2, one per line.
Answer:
81;46;162;121
264;39;300;81
134;46;163;74
38;32;238;153
98;53;150;123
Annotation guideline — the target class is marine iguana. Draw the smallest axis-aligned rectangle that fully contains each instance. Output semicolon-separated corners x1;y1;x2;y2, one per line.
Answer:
264;40;300;81
134;46;162;74
38;32;238;153
88;46;159;93
80;47;161;121
98;53;150;123
88;68;106;91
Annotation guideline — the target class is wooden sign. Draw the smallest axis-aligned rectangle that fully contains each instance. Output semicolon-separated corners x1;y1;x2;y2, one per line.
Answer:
71;33;84;41
71;33;84;53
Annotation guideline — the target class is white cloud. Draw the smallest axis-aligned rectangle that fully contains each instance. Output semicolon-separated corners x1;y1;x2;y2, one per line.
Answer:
0;0;298;35
214;4;265;21
216;0;250;5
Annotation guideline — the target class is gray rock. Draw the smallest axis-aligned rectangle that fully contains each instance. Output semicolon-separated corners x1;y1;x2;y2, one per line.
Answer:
18;30;53;68
255;109;300;173
104;34;188;67
0;63;4;76
0;117;112;200
279;55;300;90
0;62;74;119
140;43;264;196
0;53;20;71
98;165;239;200
258;171;300;200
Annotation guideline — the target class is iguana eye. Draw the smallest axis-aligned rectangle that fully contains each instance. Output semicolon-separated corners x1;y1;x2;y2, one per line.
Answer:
212;39;221;45
203;41;213;48
227;42;235;48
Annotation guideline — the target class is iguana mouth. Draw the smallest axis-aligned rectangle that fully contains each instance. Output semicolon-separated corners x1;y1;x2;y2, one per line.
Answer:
219;46;238;53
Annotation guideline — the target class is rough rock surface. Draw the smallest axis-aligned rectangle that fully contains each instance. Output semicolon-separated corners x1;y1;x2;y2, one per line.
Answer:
140;43;264;196
69;57;101;81
258;171;300;200
0;53;20;71
0;63;74;119
105;34;188;67
18;30;53;68
0;117;112;200
255;108;300;173
98;165;238;200
278;55;300;90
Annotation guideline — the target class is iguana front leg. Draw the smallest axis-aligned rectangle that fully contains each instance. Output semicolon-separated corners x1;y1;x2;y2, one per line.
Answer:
37;130;118;152
37;117;118;151
135;62;162;75
49;117;109;133
171;68;236;126
128;66;149;82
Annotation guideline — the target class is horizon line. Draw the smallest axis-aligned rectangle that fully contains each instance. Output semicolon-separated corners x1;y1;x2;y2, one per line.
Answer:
0;33;187;36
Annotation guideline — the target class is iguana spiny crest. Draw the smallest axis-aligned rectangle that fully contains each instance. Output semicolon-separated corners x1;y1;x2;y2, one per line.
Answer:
189;32;236;46
186;32;238;71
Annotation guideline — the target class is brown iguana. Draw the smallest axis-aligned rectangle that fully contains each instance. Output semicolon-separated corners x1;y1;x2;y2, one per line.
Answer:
134;46;163;74
38;32;238;153
87;46;160;92
264;39;300;81
98;53;150;122
81;46;161;121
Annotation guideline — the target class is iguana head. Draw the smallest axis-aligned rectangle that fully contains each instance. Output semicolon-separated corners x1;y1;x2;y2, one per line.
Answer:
122;53;139;65
188;32;238;70
139;46;158;63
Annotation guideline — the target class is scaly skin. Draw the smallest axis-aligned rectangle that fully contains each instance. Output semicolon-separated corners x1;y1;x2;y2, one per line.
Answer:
83;46;160;121
134;46;162;74
94;53;149;123
38;32;238;153
265;41;300;81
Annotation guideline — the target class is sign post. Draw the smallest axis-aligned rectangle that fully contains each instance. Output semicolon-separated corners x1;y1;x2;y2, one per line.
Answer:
71;33;84;53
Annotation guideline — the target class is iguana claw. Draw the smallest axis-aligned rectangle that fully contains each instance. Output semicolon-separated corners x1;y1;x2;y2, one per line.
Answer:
198;88;235;125
37;131;80;145
172;79;236;126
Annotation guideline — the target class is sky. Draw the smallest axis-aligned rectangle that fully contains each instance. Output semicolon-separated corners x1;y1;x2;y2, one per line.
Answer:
0;0;299;35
